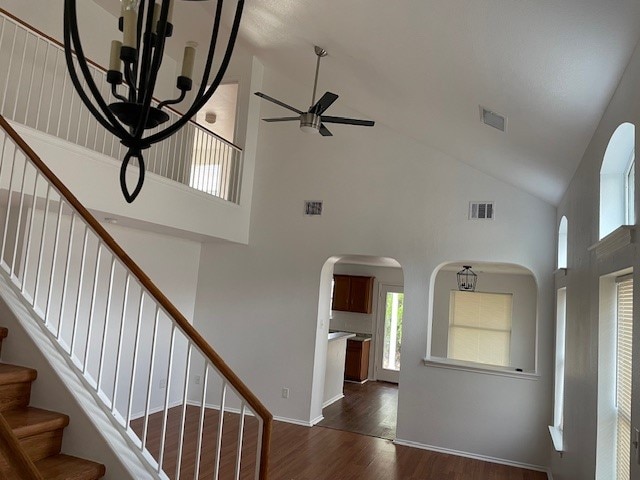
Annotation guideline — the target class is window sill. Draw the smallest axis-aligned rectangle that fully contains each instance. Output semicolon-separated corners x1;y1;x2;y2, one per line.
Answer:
588;225;635;259
422;357;539;380
548;425;564;452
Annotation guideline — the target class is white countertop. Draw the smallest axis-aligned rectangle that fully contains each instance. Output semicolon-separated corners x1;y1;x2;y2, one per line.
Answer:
328;331;356;342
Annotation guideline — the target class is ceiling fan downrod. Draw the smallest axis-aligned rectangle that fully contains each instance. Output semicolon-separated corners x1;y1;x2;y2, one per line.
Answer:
311;46;327;107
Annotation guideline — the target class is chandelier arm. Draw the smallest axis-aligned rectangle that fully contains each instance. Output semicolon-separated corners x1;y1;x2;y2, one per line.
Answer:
145;0;245;145
136;1;157;106
157;89;187;110
64;40;120;137
196;0;224;99
133;0;147;85
124;63;137;102
111;84;129;103
63;1;128;139
64;0;129;138
134;0;171;138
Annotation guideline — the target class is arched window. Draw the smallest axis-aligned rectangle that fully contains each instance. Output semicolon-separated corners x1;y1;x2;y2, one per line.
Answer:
558;216;568;269
600;123;635;239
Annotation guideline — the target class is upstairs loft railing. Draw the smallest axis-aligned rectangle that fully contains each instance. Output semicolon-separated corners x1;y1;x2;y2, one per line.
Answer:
0;8;243;204
0;115;271;479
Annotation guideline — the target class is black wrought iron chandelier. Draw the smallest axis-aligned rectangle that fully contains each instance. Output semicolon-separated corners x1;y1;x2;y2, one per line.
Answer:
63;0;244;202
457;265;477;292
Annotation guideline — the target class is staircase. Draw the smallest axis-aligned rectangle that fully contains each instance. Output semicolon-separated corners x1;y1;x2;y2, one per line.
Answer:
0;101;271;477
0;327;105;479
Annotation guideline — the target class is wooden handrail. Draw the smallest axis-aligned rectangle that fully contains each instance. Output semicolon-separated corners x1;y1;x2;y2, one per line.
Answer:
0;7;243;152
0;412;43;480
0;116;272;478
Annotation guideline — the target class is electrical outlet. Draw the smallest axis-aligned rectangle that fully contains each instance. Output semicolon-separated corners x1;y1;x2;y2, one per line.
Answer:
195;375;201;385
159;378;166;389
281;387;290;399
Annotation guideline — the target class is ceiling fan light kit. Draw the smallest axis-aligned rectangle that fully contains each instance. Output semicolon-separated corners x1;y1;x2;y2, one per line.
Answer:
63;0;245;203
300;112;322;133
255;46;375;137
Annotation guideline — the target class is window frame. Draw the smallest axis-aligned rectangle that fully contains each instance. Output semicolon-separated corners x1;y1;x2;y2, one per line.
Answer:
624;151;635;226
614;275;633;480
549;287;567;452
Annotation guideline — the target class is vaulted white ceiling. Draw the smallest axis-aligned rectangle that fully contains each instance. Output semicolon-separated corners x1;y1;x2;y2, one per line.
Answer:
101;0;640;205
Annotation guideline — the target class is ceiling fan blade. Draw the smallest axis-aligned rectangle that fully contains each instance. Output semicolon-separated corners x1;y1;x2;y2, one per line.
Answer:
319;124;333;137
310;92;339;115
321;116;375;127
254;92;304;114
262;117;300;122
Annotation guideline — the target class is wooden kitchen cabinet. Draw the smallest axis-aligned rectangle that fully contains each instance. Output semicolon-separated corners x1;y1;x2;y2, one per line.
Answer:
332;275;375;314
345;339;371;382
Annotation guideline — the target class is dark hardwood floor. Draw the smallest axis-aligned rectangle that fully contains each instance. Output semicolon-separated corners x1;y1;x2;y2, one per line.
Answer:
131;404;547;480
318;380;398;439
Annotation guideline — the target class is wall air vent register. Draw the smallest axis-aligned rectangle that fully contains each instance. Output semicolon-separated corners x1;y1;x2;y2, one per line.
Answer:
480;107;507;132
304;201;323;216
469;201;494;220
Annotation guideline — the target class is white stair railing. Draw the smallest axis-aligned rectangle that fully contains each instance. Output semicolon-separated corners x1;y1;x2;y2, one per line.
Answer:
0;115;272;479
0;8;243;204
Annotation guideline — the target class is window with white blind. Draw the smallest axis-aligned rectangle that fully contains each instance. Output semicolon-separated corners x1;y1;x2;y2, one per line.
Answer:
549;287;567;451
615;276;633;480
448;291;513;367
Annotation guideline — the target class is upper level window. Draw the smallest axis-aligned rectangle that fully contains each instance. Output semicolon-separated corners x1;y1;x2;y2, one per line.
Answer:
625;155;634;225
558;216;568;269
600;123;635;239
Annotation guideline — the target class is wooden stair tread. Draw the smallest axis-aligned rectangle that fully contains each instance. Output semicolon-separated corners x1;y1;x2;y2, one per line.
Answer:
3;407;69;438
0;364;37;385
34;454;106;480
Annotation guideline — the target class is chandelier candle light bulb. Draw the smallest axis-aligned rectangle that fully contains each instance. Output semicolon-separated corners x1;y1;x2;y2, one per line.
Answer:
109;40;122;72
182;42;197;80
122;6;137;48
63;0;246;202
152;4;161;34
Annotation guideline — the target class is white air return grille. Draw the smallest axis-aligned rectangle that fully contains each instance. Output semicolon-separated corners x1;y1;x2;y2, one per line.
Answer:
469;201;494;220
304;201;323;216
480;107;506;132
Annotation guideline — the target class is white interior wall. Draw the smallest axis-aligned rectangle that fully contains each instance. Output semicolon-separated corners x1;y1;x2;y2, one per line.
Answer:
551;38;640;480
191;59;556;468
11;122;252;243
430;269;537;372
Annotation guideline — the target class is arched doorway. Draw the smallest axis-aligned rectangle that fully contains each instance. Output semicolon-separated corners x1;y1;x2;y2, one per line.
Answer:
311;254;404;440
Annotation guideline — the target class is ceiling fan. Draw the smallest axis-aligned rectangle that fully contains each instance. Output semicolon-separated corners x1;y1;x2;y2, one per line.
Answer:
254;46;375;137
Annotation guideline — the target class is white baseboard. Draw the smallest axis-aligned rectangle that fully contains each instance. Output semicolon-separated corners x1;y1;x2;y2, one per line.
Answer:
309;415;324;426
322;394;344;408
184;400;320;427
274;415;319;427
130;400;184;421
393;438;547;473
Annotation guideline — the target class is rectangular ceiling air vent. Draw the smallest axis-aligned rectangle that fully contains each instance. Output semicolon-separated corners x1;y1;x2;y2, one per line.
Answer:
469;201;494;220
304;201;323;216
480;107;506;132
